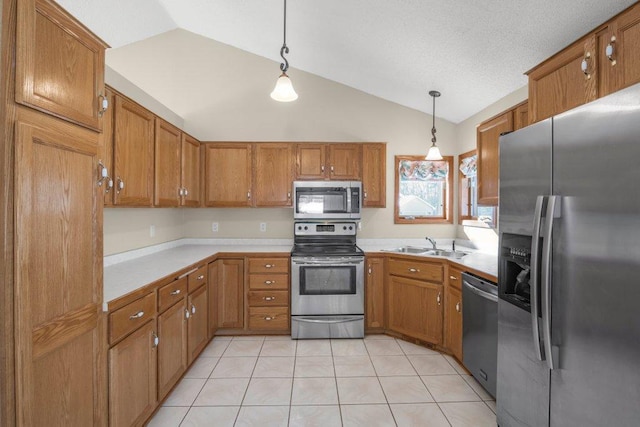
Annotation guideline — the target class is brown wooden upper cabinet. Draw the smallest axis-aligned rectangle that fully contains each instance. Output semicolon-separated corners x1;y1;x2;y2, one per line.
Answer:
528;3;640;123
16;0;108;132
154;119;182;207
180;134;202;207
254;143;294;207
203;143;253;207
113;95;156;206
362;143;386;207
99;87;116;206
295;143;362;180
513;101;529;131
477;110;513;206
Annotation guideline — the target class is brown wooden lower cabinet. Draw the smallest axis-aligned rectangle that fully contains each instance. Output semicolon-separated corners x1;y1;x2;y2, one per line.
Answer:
365;255;385;332
217;258;245;329
445;284;463;360
208;261;219;339
187;284;209;363
157;299;187;401
108;320;157;427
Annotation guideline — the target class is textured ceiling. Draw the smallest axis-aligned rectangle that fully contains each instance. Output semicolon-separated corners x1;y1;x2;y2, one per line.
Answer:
57;0;635;123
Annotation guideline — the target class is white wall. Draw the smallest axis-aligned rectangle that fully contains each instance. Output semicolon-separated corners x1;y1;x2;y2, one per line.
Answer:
103;29;528;255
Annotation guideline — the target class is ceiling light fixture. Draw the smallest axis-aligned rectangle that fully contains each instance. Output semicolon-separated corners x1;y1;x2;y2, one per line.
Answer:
270;0;298;102
426;90;443;161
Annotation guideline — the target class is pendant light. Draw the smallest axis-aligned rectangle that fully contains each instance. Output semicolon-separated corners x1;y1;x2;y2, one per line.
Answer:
270;0;298;102
426;90;443;160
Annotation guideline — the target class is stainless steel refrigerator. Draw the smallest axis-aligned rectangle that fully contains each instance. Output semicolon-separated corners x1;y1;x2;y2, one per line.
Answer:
497;83;640;427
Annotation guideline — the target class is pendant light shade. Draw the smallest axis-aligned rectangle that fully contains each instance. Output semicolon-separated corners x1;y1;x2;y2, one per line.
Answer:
271;72;298;102
271;0;298;102
426;90;443;161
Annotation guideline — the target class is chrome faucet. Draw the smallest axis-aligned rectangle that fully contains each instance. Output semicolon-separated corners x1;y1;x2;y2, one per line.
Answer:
425;237;437;250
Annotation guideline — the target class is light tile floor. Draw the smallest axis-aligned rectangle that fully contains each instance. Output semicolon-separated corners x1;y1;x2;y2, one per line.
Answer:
148;335;496;427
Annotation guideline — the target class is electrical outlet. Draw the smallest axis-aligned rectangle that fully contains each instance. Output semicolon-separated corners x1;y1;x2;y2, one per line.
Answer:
212;222;219;232
260;222;267;232
150;224;156;237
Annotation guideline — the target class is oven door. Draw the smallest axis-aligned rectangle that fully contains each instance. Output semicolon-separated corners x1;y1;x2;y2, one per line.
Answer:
291;256;364;315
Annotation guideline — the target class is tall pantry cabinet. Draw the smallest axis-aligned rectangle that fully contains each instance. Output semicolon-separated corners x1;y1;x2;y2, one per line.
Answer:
3;0;109;425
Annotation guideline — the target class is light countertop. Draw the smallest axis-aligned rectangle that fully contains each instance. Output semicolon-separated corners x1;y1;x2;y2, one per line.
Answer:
104;238;497;310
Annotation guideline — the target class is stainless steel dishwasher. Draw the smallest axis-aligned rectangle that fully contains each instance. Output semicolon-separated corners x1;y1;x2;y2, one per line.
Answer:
462;272;498;398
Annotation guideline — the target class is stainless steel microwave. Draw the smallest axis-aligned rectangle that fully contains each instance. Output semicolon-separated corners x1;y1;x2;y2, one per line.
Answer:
293;181;362;219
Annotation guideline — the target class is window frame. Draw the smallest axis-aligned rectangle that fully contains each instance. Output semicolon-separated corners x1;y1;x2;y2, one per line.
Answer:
394;155;454;224
459;149;476;224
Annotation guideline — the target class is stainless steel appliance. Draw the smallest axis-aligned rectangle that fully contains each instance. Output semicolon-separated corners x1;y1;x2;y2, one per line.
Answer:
497;83;640;426
291;220;365;339
293;181;362;220
462;272;497;398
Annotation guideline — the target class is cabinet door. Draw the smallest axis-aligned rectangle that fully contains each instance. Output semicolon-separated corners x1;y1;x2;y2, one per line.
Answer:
445;285;463;361
109;321;157;427
254;143;294;206
98;88;115;206
365;255;385;331
154;119;181;207
614;4;640;92
388;275;443;345
188;285;209;364
476;111;513;206
513;101;529;131
218;259;245;329
14;108;106;426
157;300;187;400
528;35;597;123
208;261;219;339
328;144;362;180
181;134;201;207
203;143;252;207
16;0;107;131
113;95;155;206
362;143;386;207
296;143;327;179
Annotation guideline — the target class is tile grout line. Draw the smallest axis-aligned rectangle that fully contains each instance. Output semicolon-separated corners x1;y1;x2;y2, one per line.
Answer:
234;337;266;426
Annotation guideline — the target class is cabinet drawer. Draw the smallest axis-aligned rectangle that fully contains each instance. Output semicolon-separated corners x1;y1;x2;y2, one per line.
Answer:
388;258;443;283
158;277;188;313
110;292;156;344
188;265;208;292
248;290;289;307
248;257;289;274
249;273;289;290
448;267;463;290
248;307;289;330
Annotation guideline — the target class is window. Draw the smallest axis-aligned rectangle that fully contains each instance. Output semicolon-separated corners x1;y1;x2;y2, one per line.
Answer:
459;150;496;227
394;155;453;224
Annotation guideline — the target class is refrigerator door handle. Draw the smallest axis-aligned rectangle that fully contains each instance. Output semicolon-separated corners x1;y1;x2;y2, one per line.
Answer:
530;195;546;361
541;195;561;370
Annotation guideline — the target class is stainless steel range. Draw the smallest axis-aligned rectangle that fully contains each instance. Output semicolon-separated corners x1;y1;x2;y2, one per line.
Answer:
290;220;365;339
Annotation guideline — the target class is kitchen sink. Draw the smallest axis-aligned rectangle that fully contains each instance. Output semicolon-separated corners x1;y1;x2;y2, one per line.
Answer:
383;246;468;259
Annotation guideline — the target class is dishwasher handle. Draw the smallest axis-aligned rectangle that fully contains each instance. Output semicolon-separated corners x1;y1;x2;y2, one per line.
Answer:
462;277;498;303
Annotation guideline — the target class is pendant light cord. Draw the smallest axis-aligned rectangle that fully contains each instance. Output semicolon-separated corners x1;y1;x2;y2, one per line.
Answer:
431;94;437;144
279;0;290;73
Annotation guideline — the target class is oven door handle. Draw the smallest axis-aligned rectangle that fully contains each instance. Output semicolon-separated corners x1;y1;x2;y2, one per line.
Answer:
293;316;363;324
292;259;363;265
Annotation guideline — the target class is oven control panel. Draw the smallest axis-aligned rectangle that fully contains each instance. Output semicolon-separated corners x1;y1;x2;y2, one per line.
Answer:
294;221;358;236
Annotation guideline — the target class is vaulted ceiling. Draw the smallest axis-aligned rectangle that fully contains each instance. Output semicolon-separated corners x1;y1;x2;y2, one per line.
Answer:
58;0;635;123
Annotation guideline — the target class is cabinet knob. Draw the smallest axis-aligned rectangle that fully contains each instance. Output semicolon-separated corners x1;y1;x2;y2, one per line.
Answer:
449;275;457;281
185;309;191;319
152;332;159;348
129;311;144;320
287;191;291;199
321;165;325;172
456;302;461;313
437;292;441;306
330;165;334;173
606;36;617;66
368;267;372;274
170;289;181;296
265;264;274;268
191;304;196;315
197;275;204;280
581;52;591;79
264;280;275;285
264;316;274;321
263;296;275;301
364;191;368;199
184;188;189;196
247;191;251;199
408;268;420;273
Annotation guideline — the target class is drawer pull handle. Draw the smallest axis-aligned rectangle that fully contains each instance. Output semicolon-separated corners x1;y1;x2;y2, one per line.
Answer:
185;309;191;319
606;36;617;65
265;264;274;268
265;280;275;285
191;304;196;315
170;289;181;296
449;275;457;280
264;316;275;321
152;332;159;348
408;268;420;273
437;292;442;306
129;311;144;320
264;296;275;301
456;302;461;312
581;52;591;79
197;275;204;280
